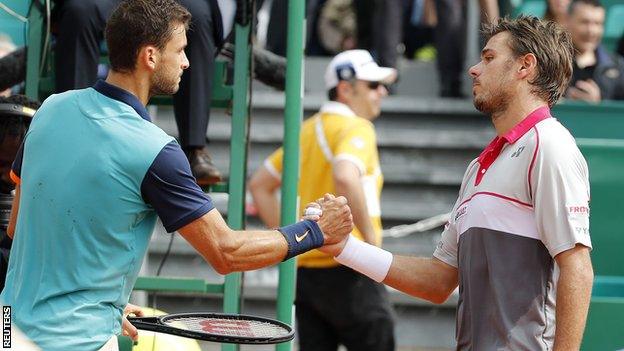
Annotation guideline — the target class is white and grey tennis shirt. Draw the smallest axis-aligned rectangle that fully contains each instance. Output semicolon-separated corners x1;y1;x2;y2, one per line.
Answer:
433;106;592;350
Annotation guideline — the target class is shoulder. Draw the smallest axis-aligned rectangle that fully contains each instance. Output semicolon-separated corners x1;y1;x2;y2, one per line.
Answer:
340;116;375;135
534;118;578;154
36;89;84;112
597;47;624;74
317;112;375;142
131;121;175;158
28;89;90;129
338;118;376;148
534;118;587;171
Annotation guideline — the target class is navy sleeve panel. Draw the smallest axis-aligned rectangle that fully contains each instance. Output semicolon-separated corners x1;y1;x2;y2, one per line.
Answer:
142;141;215;233
11;140;24;179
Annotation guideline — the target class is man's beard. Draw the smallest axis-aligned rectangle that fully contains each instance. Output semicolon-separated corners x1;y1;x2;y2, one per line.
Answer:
150;70;180;96
473;85;511;117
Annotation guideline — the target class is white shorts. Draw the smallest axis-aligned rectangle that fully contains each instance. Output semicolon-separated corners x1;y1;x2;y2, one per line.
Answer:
98;336;119;351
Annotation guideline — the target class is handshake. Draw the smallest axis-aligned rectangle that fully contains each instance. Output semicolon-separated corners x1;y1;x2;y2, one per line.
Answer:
300;194;353;256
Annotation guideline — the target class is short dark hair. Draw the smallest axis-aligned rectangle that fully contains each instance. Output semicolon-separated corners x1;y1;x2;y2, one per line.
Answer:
105;0;191;73
328;87;338;101
482;16;574;107
569;0;603;15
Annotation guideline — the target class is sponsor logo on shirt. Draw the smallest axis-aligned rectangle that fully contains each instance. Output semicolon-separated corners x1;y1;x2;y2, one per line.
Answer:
511;146;525;158
575;226;590;236
454;206;467;222
568;205;590;218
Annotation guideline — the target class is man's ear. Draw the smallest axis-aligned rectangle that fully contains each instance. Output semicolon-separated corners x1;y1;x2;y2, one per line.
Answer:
517;53;538;80
138;45;159;71
335;80;353;100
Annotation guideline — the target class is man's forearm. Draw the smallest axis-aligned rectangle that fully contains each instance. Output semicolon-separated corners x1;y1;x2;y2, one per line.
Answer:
384;255;458;304
334;177;377;245
344;187;377;245
251;188;280;228
249;166;282;228
553;248;594;350
332;236;458;303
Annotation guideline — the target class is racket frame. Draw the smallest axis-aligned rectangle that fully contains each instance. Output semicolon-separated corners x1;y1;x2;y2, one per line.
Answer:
127;312;295;344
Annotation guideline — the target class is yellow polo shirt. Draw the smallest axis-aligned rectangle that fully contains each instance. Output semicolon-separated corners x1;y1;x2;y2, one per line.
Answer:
264;102;383;268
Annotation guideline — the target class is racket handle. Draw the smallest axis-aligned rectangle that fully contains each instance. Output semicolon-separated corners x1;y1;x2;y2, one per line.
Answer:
127;316;161;331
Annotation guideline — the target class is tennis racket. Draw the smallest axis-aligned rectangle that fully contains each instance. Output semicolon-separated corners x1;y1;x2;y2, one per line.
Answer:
127;312;294;344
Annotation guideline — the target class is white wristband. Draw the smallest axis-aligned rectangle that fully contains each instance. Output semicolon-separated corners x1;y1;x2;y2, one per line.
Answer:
334;235;393;282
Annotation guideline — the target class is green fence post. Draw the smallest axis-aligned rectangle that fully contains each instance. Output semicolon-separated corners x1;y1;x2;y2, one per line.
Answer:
25;0;44;100
276;0;306;350
221;19;252;351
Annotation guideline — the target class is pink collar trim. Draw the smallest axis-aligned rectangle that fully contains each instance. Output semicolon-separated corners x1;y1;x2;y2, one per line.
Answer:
501;106;551;144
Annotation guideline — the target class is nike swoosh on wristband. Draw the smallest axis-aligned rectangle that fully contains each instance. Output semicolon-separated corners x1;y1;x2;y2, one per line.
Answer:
295;230;309;242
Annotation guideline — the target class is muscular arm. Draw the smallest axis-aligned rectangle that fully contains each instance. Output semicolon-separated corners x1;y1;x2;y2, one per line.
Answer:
177;208;288;275
553;244;594;351
384;255;458;304
333;160;377;245
7;185;19;238
179;195;353;275
248;165;281;228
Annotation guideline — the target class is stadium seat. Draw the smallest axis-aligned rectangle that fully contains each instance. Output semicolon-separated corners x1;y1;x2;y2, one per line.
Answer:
553;100;624;140
582;276;624;350
510;0;624;51
603;4;624;51
511;1;546;18
575;139;624;349
605;4;624;38
575;139;624;276
0;0;29;46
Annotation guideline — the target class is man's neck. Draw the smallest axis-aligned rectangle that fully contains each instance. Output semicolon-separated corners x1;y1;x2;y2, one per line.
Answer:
105;70;151;106
491;96;547;136
575;49;597;69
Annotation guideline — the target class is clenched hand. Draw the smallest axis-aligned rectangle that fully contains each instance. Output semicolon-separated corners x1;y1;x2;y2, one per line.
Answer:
314;194;353;245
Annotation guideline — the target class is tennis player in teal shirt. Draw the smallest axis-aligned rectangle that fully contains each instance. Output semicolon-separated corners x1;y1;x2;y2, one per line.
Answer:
1;1;353;350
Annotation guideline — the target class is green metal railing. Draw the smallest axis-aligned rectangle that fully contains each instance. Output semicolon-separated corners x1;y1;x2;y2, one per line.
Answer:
276;1;306;350
24;0;44;100
24;1;306;350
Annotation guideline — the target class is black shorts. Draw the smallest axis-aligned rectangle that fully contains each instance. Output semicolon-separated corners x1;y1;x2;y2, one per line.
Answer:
296;265;395;351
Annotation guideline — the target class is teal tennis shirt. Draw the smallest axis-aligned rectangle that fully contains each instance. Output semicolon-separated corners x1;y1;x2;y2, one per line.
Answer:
2;81;214;350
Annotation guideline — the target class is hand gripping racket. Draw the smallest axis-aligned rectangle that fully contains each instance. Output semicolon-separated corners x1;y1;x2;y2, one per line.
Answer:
127;312;294;344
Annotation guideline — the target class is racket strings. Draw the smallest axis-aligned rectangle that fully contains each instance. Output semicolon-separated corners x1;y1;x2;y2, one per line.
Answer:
164;316;290;338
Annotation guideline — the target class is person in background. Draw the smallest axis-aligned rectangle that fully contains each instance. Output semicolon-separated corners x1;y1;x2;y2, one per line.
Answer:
319;16;594;351
1;1;353;350
250;49;396;351
354;0;403;70
617;31;624;59
434;0;499;98
545;0;571;25
565;0;624;102
52;0;236;184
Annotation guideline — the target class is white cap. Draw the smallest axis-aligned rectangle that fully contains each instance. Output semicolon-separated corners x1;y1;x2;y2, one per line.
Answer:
324;50;398;89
